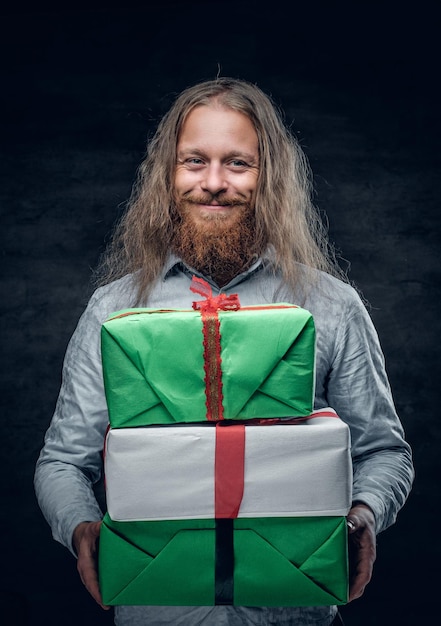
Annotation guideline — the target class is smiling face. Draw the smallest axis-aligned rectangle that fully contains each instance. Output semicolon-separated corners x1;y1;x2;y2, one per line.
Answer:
171;103;262;285
174;104;260;228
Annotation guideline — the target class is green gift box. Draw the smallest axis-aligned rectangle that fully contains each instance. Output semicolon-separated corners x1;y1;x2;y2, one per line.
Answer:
99;514;348;607
101;280;316;427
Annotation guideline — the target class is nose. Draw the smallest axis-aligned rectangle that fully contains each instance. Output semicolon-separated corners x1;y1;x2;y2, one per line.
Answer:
201;162;228;195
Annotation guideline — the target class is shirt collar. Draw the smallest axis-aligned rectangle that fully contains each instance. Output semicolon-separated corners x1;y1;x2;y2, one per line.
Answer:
162;247;275;291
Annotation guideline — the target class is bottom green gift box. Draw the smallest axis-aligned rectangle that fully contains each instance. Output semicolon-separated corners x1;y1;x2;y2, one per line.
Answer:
99;513;348;607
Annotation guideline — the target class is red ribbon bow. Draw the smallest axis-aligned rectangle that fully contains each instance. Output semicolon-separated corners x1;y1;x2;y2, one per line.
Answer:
190;276;241;312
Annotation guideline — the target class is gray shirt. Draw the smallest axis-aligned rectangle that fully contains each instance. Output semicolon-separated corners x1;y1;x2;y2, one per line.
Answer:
34;255;414;626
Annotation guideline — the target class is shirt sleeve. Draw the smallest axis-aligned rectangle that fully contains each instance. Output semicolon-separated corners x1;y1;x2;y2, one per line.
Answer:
326;293;414;534
34;290;111;555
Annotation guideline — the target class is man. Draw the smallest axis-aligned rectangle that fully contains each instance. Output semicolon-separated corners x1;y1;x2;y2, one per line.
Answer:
35;77;414;626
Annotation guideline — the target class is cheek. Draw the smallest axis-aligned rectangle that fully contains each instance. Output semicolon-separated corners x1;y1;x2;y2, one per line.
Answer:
174;170;196;195
241;174;259;198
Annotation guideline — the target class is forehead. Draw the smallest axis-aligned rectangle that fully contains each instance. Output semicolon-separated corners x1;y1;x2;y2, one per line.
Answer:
177;105;258;155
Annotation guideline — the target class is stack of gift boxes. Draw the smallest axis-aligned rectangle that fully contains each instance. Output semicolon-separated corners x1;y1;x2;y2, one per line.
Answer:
99;278;352;607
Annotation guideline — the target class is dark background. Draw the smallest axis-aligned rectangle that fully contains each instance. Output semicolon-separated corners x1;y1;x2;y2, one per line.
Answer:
1;1;439;624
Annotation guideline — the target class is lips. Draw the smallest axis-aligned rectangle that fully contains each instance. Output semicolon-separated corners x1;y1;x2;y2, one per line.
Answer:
195;202;247;212
199;204;232;209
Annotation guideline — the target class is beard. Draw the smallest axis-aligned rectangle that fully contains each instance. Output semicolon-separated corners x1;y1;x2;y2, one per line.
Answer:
171;194;264;287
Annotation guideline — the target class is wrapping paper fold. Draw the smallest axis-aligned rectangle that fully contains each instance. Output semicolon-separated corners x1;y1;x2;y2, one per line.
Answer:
101;302;316;427
99;514;348;607
99;410;352;606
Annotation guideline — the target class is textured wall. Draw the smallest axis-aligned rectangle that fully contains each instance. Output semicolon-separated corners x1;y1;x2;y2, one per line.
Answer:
1;2;439;624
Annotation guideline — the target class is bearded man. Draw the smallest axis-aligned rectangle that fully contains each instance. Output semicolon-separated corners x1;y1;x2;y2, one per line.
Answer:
35;78;414;626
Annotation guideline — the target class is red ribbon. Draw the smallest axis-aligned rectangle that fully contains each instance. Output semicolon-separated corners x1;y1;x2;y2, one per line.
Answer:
215;422;245;518
190;276;241;312
190;277;240;421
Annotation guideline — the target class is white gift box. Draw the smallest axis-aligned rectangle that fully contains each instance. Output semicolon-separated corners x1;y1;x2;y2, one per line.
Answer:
104;408;352;522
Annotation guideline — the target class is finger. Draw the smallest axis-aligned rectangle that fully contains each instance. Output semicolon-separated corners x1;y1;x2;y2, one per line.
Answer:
79;559;110;610
76;522;110;610
348;554;371;601
349;577;366;602
349;551;373;601
87;580;110;610
347;535;375;602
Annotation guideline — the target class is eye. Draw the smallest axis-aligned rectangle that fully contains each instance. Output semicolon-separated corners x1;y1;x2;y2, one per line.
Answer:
187;157;204;164
179;157;206;169
229;159;249;169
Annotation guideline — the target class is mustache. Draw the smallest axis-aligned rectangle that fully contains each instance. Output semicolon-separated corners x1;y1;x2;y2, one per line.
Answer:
181;193;249;207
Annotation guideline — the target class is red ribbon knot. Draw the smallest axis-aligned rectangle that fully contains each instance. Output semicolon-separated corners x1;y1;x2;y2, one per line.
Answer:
190;276;241;313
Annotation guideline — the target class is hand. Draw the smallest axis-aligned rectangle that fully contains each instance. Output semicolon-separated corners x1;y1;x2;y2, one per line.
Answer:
346;503;376;602
73;521;110;610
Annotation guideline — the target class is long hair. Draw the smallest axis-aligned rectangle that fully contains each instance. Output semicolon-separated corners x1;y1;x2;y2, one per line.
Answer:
93;77;346;302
